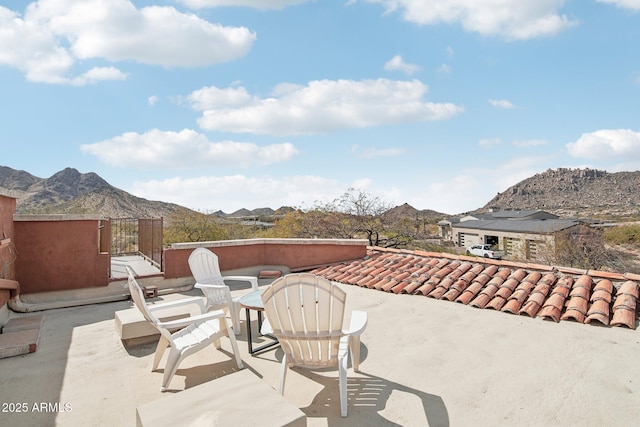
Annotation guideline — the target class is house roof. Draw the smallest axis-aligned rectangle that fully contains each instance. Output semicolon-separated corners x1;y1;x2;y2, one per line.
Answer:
489;209;557;219
453;218;581;234
439;209;559;227
309;247;639;330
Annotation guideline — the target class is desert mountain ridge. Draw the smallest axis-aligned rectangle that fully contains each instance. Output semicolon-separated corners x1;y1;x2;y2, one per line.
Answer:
482;167;640;218
2;165;640;220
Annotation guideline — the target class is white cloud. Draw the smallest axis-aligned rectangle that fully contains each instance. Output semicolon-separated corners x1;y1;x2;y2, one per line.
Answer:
489;98;516;109
0;0;255;84
179;0;311;10
421;174;485;214
148;95;159;107
129;174;344;213
192;79;464;136
362;0;577;40
185;86;256;110
384;54;420;75
597;0;640;11
567;129;640;160
71;66;127;86
396;153;557;214
478;138;501;149
491;155;551;194
351;178;374;190
80;128;298;169
0;6;75;84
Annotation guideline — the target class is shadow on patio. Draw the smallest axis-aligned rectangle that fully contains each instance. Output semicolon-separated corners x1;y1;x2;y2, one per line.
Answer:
2;277;639;426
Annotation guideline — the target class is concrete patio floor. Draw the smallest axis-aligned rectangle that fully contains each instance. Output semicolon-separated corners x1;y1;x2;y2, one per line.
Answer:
1;281;639;426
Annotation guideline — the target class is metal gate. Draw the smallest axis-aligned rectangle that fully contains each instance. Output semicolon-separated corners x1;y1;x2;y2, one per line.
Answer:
110;218;163;270
138;218;163;269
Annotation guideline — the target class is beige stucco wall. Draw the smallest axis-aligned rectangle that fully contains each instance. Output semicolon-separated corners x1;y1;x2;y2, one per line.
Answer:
453;225;555;260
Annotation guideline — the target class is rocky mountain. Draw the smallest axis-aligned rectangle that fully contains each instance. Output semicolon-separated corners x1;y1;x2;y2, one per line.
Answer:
0;166;299;219
217;206;298;218
4;165;640;220
483;168;640;217
385;202;448;221
1;166;191;218
0;166;41;192
18;168;111;211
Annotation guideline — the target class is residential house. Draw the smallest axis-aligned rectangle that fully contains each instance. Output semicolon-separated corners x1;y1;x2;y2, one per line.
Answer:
438;209;583;260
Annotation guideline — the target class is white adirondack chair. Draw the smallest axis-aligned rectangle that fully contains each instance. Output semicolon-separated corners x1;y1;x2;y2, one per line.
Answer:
261;273;367;417
188;248;259;335
126;267;244;391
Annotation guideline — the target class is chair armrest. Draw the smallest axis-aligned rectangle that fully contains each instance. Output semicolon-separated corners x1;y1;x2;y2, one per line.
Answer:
343;310;367;336
157;309;226;329
147;296;207;314
222;275;259;291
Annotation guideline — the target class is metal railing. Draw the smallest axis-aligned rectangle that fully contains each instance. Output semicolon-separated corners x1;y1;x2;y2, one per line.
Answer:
110;218;140;256
110;217;163;270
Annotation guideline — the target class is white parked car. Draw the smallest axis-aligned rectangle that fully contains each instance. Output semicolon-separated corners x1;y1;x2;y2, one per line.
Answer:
466;244;505;259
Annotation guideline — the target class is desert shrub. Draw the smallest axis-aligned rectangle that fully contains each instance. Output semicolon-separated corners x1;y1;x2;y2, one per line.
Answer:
603;224;640;246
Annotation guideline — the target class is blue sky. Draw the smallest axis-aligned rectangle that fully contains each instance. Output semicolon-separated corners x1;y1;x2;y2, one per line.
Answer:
1;0;639;215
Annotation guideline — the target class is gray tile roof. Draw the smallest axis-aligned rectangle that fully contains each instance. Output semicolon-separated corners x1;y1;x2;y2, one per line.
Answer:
454;218;580;234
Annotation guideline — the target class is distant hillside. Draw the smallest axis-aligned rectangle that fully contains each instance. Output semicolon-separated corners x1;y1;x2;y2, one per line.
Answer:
484;168;640;217
36;186;193;218
4;165;639;221
0;166;41;191
385;202;448;221
1;166;191;218
0;166;301;219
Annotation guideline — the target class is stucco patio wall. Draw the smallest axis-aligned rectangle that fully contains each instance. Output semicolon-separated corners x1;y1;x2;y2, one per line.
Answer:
9;209;367;296
0;190;19;323
165;238;368;279
13;215;111;294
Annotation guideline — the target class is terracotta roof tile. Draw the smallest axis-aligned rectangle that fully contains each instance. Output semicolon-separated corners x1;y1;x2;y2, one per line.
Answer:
585;298;611;326
501;272;540;314
455;282;484;305
519;273;557;317
617;280;639;298
308;247;640;330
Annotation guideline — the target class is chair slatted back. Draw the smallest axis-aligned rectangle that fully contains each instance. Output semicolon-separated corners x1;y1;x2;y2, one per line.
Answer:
126;267;172;342
188;248;223;283
262;273;346;368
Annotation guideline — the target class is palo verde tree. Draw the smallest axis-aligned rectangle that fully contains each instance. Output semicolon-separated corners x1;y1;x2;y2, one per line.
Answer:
334;188;404;247
163;210;226;245
272;188;417;248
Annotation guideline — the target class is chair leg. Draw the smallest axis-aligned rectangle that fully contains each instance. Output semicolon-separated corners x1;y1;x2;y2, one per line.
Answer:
339;353;348;417
230;302;241;335
350;335;361;372
152;336;169;371
161;349;185;392
225;318;244;369
279;354;288;395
